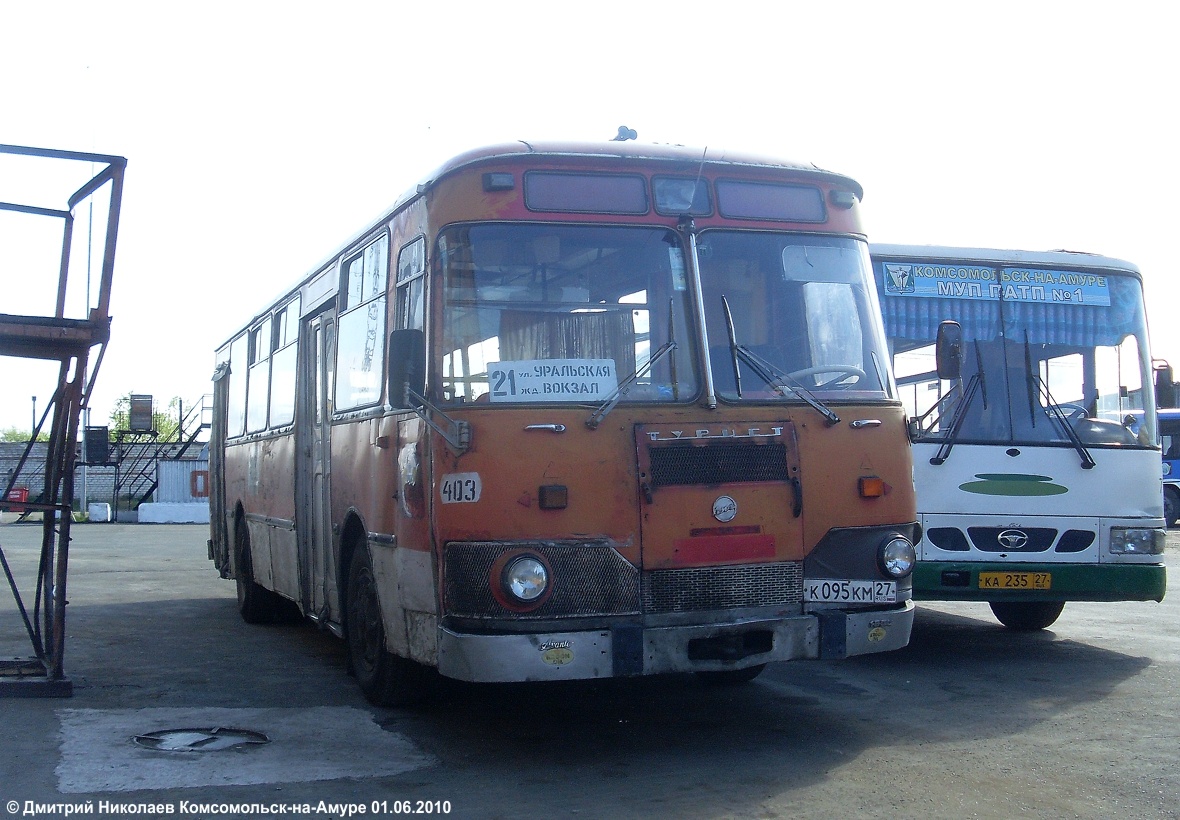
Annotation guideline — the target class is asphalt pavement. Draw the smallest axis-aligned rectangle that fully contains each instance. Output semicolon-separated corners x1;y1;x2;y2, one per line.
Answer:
1;520;1177;819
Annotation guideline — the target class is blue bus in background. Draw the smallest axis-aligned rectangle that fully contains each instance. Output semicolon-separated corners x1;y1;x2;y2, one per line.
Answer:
1159;407;1180;526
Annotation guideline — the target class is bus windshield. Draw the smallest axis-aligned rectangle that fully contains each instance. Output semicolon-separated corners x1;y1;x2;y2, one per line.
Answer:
438;223;699;404
886;263;1155;447
698;232;892;401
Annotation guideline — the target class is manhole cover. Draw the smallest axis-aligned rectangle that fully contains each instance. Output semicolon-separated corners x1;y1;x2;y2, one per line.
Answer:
132;727;270;752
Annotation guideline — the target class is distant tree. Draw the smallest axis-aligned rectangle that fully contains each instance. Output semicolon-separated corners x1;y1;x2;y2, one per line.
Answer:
107;393;182;441
0;427;49;442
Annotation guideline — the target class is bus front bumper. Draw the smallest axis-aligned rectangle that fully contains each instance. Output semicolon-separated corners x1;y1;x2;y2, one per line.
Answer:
437;601;914;683
913;561;1167;603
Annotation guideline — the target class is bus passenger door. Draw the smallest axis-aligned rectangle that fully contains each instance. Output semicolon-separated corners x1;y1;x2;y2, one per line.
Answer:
208;361;231;577
297;313;335;622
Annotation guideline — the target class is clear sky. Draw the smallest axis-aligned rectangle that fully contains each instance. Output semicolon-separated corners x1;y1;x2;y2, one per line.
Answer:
2;1;1176;434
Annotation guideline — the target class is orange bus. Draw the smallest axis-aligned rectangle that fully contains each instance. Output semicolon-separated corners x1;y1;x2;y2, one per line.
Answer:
207;140;918;705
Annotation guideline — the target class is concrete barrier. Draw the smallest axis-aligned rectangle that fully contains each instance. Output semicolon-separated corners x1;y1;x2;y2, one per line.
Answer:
87;502;112;522
136;502;209;524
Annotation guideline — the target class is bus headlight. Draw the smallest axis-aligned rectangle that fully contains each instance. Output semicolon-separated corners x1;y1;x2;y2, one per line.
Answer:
502;555;549;602
1110;528;1166;555
878;536;916;578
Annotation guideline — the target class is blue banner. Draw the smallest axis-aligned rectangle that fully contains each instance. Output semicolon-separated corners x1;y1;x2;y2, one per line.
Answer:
881;262;1111;307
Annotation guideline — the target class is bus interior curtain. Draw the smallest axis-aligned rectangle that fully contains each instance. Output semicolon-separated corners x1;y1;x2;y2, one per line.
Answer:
500;310;636;372
880;276;1140;348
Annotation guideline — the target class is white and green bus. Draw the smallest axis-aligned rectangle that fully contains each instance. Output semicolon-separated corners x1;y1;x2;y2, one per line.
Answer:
872;244;1167;629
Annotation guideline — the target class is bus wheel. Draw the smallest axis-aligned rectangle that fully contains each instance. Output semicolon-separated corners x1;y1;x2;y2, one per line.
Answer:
345;546;429;707
1165;487;1179;528
694;664;767;685
235;523;298;624
988;601;1065;631
235;524;270;623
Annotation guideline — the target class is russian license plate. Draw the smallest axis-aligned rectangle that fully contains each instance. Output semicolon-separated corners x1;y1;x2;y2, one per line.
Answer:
804;579;897;603
978;571;1052;590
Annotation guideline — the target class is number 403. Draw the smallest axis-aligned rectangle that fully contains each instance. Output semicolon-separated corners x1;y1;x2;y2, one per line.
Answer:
440;472;481;504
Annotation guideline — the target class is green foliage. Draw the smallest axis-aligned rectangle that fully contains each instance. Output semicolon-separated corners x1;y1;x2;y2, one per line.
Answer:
1;427;49;442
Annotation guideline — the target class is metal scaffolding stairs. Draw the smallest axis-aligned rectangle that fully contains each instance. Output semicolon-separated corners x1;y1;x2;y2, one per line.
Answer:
0;144;126;697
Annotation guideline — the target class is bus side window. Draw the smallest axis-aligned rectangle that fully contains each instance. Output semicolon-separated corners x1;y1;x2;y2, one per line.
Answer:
396;237;426;331
246;316;272;432
1164;436;1178;460
336;234;389;411
269;296;300;427
1160;419;1180;457
227;334;248;437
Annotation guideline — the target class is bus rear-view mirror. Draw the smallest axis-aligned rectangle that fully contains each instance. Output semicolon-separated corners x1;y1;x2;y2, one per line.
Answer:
388;329;426;409
935;320;963;380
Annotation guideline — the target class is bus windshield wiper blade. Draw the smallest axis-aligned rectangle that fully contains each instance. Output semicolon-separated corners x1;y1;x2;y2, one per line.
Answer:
929;374;981;465
1035;379;1097;469
722;295;743;397
736;345;841;426
930;341;989;465
585;340;677;429
586;306;678;430
721;294;838;425
1022;337;1039;429
1022;335;1094;468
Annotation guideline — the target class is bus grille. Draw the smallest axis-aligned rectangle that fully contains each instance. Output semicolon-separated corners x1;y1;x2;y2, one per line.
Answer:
444;542;640;619
649;442;790;487
967;526;1056;552
642;561;803;613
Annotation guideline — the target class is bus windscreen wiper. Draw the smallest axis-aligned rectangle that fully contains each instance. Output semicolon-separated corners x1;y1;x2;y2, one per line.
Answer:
586;302;678;430
929;342;988;465
1022;338;1039;430
721;295;840;426
723;296;743;398
1025;338;1096;469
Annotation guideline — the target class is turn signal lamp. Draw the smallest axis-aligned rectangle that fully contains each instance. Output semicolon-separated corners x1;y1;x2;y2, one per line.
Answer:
858;476;887;498
538;484;568;510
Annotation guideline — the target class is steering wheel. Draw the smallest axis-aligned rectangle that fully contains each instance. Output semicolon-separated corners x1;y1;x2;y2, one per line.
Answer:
785;364;868;389
1058;403;1088;421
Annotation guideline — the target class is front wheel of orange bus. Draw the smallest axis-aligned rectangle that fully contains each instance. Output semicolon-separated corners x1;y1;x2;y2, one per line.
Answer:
345;546;431;707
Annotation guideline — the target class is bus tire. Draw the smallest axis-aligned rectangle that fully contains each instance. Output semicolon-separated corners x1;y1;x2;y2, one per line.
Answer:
345;545;429;707
1164;487;1179;528
694;664;767;685
988;601;1065;631
235;522;299;624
